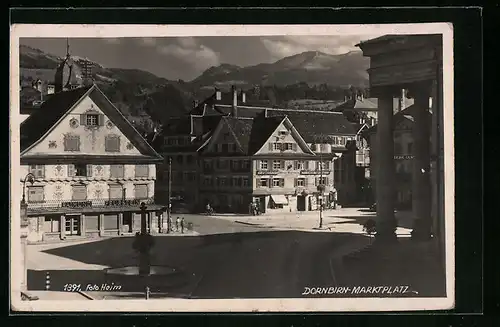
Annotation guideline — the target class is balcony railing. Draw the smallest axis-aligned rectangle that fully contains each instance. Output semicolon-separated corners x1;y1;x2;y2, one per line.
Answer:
26;197;155;210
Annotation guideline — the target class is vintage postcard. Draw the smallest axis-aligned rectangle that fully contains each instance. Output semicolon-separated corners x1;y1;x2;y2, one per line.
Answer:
10;22;455;312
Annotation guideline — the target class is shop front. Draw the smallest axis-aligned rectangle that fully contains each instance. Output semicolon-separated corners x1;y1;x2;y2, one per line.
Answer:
26;199;167;243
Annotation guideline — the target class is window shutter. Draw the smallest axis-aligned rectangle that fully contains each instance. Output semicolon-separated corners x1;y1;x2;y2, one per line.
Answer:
80;114;86;125
268;178;272;188
86;164;93;177
98;114;105;126
68;164;75;177
292;143;298;151
315;177;318;186
294;178;297;187
304;178;309;186
268;142;273;151
256;179;261;187
280;178;284;187
305;161;309;169
280;160;285;169
256;160;260;169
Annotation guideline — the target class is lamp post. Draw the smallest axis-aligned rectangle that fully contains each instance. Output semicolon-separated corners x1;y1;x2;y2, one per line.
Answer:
318;150;324;229
167;157;172;234
20;173;35;297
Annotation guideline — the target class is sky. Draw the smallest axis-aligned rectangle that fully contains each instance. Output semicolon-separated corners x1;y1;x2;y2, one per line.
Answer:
20;35;381;81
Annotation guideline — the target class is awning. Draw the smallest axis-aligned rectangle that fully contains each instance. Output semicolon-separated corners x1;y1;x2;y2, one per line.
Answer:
270;194;288;205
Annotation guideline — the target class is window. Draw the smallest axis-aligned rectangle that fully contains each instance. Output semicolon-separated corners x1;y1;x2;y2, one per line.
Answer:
295;178;306;187
231;160;239;170
110;165;124;178
272;178;285;187
221;144;229;153
64;134;80;152
407;142;413;154
230;143;237;153
186;155;193;164
272;143;281;151
272;160;283;170
259;178;269;187
176;155;183;164
134;184;148;199
203;176;212;186
135;165;149;178
317;161;330;170
278;131;287;136
242;178;249;187
27;186;44;202
242;160;250;170
86;114;99;126
295;161;305;170
68;164;91;177
320;143;329;152
105;135;121;152
43;216;60;233
203;160;213;170
317;177;328;186
218;177;227;186
72;185;87;200
108;184;123;199
260;160;268;170
217;159;228;170
283;143;296;151
29;165;45;178
332;137;346;146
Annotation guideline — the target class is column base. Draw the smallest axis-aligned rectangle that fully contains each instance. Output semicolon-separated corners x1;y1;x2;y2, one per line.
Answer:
375;219;398;244
411;218;432;241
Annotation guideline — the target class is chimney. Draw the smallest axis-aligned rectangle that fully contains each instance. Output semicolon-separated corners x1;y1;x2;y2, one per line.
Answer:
231;85;238;117
241;91;246;104
215;88;222;101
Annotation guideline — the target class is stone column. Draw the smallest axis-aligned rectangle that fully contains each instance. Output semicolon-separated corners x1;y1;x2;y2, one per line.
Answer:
410;82;433;241
374;91;397;243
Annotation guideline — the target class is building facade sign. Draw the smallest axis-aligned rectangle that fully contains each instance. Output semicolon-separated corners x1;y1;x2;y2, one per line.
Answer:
394;155;414;160
60;199;144;208
300;170;332;175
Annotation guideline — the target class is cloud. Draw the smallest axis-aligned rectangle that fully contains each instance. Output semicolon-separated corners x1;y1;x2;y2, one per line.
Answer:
260;35;381;60
157;38;220;71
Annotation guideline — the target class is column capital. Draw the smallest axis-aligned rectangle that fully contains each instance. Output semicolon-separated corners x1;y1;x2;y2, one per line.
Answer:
406;81;434;99
369;85;402;98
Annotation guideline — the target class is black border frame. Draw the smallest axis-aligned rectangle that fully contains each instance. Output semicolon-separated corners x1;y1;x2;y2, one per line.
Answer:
8;6;483;324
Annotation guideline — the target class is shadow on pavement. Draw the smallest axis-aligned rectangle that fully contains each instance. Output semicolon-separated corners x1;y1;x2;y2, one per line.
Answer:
32;230;445;298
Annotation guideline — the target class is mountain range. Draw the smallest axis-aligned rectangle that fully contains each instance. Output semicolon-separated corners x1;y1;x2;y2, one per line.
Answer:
19;45;369;128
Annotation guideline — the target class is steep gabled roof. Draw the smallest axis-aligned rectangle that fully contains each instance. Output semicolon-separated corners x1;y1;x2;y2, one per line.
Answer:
223;116;255;154
265;110;357;142
20;85;93;152
20;84;163;161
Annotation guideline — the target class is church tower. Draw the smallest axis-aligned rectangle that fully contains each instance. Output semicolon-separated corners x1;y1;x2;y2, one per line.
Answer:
54;39;83;93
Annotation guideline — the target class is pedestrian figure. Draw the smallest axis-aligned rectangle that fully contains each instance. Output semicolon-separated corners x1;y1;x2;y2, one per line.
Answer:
176;217;180;232
181;217;185;234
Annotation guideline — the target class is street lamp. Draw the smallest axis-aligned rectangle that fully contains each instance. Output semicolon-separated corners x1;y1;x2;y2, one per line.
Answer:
22;173;35;205
312;137;330;229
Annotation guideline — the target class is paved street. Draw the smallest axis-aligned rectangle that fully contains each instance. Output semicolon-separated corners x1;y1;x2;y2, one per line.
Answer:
26;208;441;299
